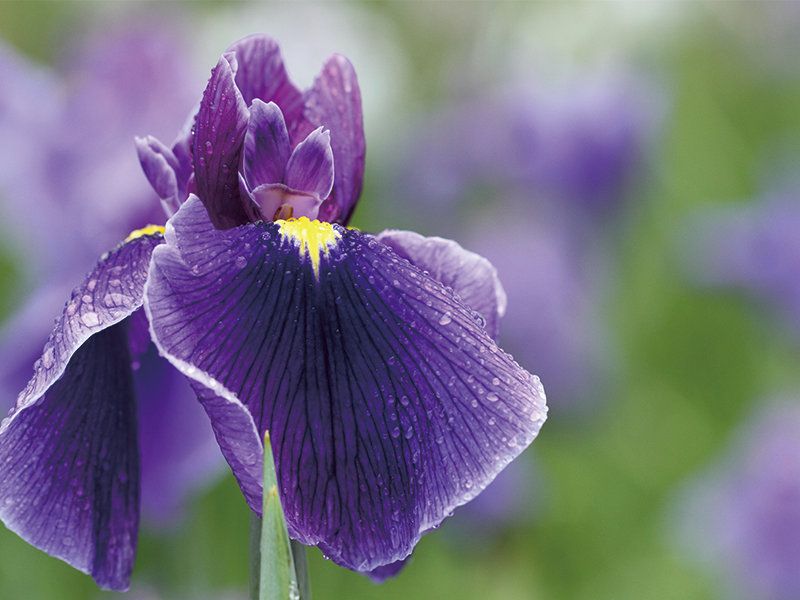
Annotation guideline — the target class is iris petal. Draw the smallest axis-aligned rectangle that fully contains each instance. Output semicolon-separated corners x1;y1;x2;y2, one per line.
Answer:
135;135;180;214
243;100;291;190
193;54;250;229
376;230;507;340
146;197;547;571
284;127;334;200
226;35;305;134
15;234;160;408
0;233;161;590
0;324;139;591
303;55;365;225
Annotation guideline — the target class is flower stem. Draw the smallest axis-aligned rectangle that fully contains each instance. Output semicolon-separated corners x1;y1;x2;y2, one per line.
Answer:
249;513;262;600
291;539;311;600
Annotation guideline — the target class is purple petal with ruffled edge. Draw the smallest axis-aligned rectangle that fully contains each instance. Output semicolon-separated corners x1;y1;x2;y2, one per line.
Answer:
376;230;507;340
193;54;249;229
14;234;161;406
243;100;291;189
145;197;547;572
284;127;334;200
226;35;305;133
303;55;365;225
0;232;163;590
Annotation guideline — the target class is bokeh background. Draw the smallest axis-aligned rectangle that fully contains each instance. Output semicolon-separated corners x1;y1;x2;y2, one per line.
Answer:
1;2;799;599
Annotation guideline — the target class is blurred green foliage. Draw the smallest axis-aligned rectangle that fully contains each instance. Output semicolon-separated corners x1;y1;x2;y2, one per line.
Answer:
1;2;798;599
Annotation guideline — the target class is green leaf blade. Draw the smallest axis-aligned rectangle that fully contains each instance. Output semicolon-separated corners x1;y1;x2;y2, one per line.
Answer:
259;431;300;600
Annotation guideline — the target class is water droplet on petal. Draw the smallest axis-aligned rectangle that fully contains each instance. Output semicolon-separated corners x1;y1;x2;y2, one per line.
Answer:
81;312;100;327
41;346;54;369
438;312;452;326
235;256;247;269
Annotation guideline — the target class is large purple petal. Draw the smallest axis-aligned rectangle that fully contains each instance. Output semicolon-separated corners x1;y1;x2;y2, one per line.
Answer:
193;55;249;229
303;55;365;225
376;230;507;340
0;232;162;590
0;323;139;590
15;233;162;408
145;197;547;571
243;100;292;190
284;127;335;201
226;35;305;132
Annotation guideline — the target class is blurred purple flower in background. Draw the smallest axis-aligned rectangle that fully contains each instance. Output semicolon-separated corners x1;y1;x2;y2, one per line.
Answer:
675;402;800;600
684;183;800;337
398;75;658;224
0;19;223;524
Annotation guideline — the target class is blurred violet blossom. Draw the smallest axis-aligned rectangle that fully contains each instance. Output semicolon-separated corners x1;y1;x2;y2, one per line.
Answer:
0;22;224;524
0;34;547;590
683;184;800;337
675;402;800;600
397;75;659;223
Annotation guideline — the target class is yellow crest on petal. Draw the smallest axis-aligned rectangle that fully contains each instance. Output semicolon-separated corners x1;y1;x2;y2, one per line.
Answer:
125;224;165;243
276;217;341;278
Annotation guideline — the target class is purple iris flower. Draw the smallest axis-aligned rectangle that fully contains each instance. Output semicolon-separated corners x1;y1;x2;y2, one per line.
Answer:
0;35;547;590
683;185;800;337
675;403;800;600
0;22;223;526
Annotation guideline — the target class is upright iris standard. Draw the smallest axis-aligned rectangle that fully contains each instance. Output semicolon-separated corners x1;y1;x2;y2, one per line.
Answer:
0;35;547;590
